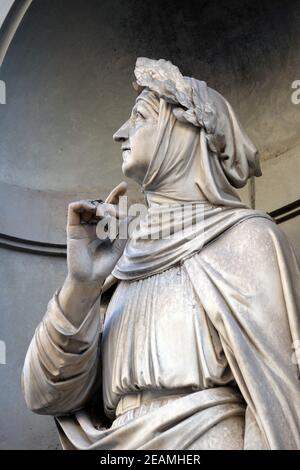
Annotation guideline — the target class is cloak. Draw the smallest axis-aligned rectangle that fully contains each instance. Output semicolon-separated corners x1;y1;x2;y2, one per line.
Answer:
22;216;300;449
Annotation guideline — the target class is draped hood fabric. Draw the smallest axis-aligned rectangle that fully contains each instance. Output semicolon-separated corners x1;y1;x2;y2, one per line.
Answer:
112;202;271;281
113;86;269;281
137;82;261;204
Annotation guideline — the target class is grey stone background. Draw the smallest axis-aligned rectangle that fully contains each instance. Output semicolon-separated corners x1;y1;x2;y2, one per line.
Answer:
0;0;299;449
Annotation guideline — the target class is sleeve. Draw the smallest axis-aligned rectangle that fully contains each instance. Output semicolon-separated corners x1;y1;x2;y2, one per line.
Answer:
21;290;101;416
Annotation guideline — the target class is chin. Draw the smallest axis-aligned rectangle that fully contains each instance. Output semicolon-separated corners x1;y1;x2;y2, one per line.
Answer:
122;161;143;185
122;161;133;177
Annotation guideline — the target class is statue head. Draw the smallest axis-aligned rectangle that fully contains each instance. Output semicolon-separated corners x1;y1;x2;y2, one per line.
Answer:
113;58;262;207
113;89;160;185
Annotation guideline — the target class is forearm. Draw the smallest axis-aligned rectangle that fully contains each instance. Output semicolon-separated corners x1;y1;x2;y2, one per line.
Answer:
22;288;102;415
58;275;104;328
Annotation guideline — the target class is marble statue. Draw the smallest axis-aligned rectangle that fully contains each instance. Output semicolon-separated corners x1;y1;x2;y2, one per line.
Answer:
22;58;300;450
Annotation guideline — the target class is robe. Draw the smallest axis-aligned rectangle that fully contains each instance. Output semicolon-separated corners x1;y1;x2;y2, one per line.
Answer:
22;215;300;449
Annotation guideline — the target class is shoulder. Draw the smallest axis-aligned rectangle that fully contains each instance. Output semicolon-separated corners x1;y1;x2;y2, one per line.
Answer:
194;214;299;293
203;214;294;264
230;215;290;248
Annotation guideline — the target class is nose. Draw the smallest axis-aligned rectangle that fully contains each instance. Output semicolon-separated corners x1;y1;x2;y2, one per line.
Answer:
113;119;130;142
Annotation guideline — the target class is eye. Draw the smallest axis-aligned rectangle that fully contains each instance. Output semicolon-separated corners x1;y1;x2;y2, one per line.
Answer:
135;111;145;120
130;107;146;124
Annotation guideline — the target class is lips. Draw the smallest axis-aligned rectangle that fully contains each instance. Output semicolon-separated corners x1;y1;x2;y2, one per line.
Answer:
122;147;131;161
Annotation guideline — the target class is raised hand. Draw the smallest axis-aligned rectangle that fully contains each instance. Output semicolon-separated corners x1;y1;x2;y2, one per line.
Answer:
66;181;128;283
58;182;128;327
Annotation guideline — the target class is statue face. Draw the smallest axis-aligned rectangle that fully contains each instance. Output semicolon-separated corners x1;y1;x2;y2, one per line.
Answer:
113;94;158;184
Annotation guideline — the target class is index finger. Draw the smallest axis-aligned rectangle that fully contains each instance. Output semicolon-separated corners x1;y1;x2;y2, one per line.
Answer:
105;181;128;204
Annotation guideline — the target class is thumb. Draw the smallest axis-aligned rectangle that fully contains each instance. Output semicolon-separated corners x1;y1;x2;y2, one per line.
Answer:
105;181;128;204
110;215;131;259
